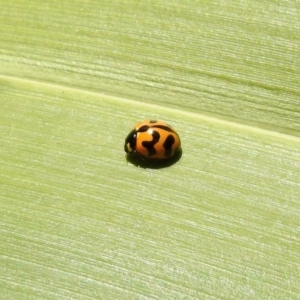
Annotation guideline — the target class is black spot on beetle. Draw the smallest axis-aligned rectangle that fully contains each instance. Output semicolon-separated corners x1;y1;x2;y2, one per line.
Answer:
163;134;175;157
142;130;160;156
137;125;149;133
152;125;175;132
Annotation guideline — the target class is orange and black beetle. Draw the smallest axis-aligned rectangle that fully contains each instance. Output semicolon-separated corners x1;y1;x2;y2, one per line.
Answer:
124;120;181;160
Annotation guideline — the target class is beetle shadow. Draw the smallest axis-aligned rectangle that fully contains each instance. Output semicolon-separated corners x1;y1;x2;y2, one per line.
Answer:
125;148;182;169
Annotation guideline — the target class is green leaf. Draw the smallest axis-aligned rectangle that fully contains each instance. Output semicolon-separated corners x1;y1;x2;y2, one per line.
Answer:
1;1;300;299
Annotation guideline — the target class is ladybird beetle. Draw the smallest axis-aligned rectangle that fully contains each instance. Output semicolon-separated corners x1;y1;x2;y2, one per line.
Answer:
124;120;181;160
